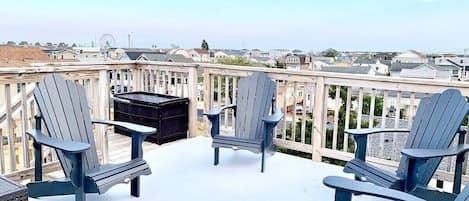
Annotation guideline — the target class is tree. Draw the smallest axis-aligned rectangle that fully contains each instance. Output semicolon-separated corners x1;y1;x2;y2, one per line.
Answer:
216;56;252;66
322;48;339;58
201;39;209;51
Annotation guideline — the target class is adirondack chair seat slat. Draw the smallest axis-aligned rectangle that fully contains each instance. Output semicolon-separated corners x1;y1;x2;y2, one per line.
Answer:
344;159;404;190
87;159;151;194
213;135;264;153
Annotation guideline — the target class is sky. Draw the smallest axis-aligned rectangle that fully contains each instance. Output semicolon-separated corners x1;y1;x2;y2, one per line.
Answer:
1;0;468;53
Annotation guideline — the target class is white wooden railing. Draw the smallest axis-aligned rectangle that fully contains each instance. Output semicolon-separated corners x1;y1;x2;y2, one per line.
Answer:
1;61;469;187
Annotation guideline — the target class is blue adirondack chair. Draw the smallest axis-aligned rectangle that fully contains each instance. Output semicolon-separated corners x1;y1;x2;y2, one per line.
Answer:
204;72;283;172
27;74;156;201
343;89;469;193
324;145;469;201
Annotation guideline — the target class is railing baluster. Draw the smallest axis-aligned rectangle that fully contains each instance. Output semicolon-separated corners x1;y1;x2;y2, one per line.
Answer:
224;76;229;128
309;83;316;145
113;70;118;93
175;73;180;96
282;81;288;140
20;83;30;168
392;91;402;161
408;92;416;127
367;89;376;156
344;87;352;152
357;87;364;130
149;70;155;93
379;90;388;158
5;84;16;172
0;128;4;174
217;75;222;126
322;85;330;148
291;82;298;141
232;77;237;129
332;85;340;150
301;83;307;144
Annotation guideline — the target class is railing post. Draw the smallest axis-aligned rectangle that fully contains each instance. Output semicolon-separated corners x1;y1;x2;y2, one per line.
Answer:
98;70;110;163
312;77;325;161
187;65;199;137
203;67;212;136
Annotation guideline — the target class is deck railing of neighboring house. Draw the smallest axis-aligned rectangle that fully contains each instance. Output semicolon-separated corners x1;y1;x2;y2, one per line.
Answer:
0;61;469;187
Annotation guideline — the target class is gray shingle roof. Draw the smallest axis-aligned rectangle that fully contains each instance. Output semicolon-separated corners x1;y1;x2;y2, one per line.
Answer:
390;62;421;72
320;66;372;74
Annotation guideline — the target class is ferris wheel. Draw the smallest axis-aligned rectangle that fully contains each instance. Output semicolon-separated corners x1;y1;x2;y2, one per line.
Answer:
100;34;116;49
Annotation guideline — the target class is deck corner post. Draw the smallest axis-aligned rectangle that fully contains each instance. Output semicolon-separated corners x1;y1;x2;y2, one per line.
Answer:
312;76;325;162
188;65;199;137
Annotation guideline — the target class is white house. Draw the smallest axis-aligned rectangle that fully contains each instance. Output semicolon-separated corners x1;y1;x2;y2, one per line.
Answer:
399;63;458;80
392;50;427;64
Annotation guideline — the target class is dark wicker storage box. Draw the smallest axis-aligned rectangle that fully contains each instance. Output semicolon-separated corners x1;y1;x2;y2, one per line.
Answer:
0;176;28;201
113;92;189;144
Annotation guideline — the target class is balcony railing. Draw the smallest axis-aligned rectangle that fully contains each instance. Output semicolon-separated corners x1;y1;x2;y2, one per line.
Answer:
1;60;469;187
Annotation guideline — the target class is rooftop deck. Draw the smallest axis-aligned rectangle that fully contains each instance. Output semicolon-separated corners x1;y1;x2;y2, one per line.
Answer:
31;136;386;201
0;61;466;200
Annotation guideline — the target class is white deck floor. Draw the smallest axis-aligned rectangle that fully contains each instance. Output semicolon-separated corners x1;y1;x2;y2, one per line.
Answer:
31;137;388;201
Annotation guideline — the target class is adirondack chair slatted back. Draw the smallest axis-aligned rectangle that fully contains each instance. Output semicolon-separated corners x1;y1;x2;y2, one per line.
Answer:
396;89;469;185
235;72;276;140
34;74;99;177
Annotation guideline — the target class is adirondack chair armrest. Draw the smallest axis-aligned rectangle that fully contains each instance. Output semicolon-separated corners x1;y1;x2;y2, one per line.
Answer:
203;104;236;117
323;176;425;201
26;129;91;153
401;144;469;159
262;108;284;125
91;119;156;135
345;128;410;136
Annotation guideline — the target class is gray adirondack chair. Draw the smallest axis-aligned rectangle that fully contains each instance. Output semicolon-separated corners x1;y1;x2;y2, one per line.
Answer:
343;89;469;194
204;72;283;172
324;144;469;201
26;74;156;201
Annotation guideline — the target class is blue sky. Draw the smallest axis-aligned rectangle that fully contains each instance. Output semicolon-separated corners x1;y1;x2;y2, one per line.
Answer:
1;0;468;53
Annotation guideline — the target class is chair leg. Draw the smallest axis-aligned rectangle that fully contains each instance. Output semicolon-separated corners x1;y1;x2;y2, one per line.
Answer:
335;190;352;201
131;177;141;197
214;147;220;165
261;147;265;173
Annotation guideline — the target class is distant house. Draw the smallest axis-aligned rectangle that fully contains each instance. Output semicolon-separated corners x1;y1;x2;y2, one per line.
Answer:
168;48;211;62
399;63;459;80
285;54;311;70
352;58;389;74
392;50;427;64
389;62;422;77
73;47;103;61
320;66;380;76
447;57;469;79
136;53;194;63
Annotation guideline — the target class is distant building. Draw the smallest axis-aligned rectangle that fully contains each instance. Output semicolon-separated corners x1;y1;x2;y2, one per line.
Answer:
0;46;51;66
389;62;422;77
269;49;291;59
284;54;311;70
320;66;381;75
392;50;427;64
352;58;389;74
73;47;103;61
136;53;194;63
399;63;459;80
